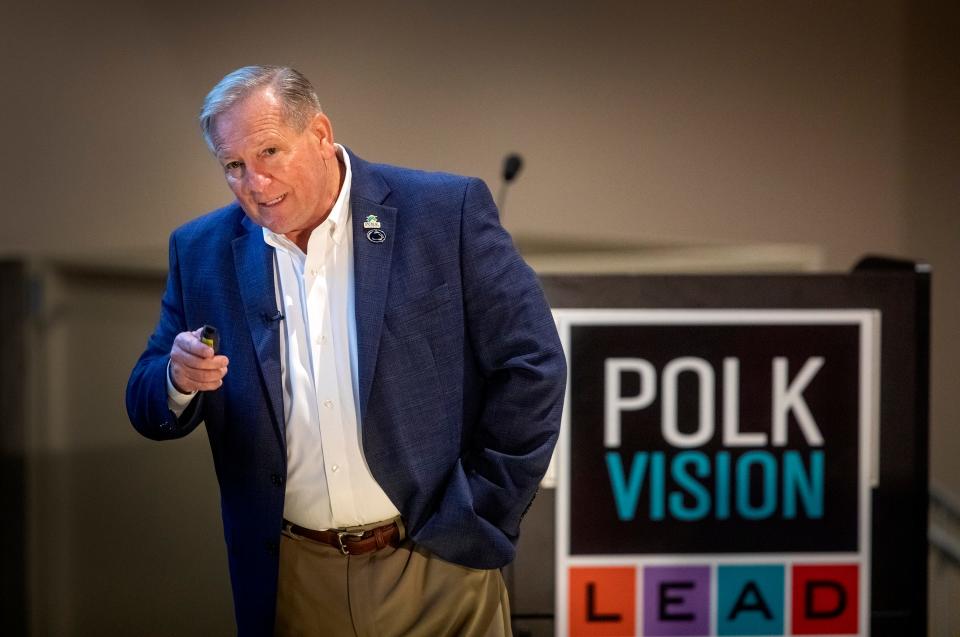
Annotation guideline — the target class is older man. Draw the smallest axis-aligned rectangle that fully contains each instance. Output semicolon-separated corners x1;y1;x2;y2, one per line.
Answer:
126;66;565;636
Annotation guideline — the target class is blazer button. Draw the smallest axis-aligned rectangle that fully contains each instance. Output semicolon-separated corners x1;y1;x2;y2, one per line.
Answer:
271;473;283;486
265;540;278;556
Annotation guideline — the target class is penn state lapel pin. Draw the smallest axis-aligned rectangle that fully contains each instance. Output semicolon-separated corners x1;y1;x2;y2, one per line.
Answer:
363;214;385;243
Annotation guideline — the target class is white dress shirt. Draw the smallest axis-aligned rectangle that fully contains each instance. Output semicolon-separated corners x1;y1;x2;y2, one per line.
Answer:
169;145;399;530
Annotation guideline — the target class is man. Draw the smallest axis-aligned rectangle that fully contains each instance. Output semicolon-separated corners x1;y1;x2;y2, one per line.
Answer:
126;66;565;636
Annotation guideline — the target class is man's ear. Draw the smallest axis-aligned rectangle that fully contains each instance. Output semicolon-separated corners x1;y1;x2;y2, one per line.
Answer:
310;112;336;156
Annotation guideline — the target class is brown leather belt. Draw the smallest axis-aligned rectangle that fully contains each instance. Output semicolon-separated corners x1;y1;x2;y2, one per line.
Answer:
283;519;401;555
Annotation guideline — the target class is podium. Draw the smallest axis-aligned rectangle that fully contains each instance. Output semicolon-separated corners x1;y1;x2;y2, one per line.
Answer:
508;258;929;637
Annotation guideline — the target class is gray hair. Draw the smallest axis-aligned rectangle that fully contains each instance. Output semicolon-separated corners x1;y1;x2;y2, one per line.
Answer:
199;65;322;152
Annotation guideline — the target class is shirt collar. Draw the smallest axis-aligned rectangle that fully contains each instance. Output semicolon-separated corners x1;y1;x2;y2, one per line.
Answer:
262;143;352;252
324;144;352;247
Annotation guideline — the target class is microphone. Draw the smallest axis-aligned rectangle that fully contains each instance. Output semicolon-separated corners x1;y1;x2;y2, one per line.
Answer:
264;310;285;324
497;152;524;218
503;153;523;183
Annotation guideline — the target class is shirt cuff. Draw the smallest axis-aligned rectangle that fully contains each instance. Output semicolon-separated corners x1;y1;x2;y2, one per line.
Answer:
166;359;197;417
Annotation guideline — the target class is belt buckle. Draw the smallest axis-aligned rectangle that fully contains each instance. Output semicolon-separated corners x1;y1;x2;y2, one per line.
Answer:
336;529;365;555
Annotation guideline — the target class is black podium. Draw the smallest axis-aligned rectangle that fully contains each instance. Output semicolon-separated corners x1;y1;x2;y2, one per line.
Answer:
508;259;929;637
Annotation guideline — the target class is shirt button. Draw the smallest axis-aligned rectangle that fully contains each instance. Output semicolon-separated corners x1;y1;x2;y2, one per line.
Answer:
331;465;340;473
323;399;334;409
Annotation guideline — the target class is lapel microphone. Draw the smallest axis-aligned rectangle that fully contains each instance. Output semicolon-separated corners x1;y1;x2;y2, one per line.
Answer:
264;310;285;324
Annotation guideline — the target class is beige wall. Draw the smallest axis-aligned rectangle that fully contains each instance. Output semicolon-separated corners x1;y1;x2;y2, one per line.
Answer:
4;0;906;270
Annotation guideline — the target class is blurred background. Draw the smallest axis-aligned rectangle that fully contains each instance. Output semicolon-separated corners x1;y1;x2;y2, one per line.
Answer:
1;0;957;635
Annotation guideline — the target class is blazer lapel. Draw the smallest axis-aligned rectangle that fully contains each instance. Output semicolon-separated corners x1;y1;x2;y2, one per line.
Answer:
349;150;397;420
232;217;285;447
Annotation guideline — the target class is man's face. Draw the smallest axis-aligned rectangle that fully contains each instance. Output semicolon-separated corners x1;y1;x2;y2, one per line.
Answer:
212;88;341;243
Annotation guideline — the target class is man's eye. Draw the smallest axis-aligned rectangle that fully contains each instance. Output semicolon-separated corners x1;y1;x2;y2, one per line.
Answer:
224;161;243;172
263;148;277;157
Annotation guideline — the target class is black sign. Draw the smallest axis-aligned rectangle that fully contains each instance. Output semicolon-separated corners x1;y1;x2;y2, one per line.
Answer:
567;321;861;555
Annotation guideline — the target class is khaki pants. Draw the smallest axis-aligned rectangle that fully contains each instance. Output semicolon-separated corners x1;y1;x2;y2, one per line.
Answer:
274;524;512;637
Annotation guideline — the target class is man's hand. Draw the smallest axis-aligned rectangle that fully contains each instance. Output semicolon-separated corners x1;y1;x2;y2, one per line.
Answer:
170;327;230;393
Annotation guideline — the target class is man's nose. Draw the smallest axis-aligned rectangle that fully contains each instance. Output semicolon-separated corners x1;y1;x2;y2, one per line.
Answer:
244;169;272;191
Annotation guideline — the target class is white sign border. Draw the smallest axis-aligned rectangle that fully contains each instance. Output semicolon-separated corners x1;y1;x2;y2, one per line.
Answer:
552;308;880;637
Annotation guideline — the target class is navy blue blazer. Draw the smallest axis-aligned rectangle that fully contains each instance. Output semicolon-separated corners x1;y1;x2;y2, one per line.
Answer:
125;150;566;634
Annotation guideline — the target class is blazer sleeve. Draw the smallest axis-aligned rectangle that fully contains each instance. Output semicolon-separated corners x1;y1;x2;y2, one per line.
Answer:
456;177;566;538
125;230;205;440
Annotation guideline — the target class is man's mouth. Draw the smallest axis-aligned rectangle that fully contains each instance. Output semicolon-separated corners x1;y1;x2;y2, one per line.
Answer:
259;193;286;207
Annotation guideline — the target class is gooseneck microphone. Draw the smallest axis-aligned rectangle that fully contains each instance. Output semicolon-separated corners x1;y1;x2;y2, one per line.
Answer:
497;152;524;218
503;154;523;182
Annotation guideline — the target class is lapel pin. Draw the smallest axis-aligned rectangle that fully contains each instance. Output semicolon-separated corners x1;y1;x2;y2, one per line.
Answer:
366;228;386;243
363;214;381;229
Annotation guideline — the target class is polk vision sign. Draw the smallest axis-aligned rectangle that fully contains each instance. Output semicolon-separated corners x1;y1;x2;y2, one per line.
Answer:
554;310;878;636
